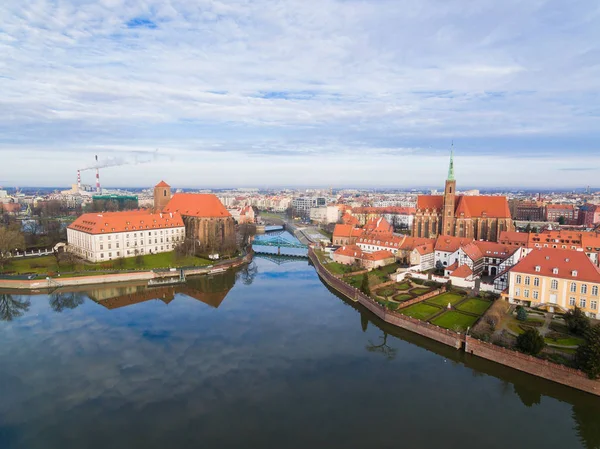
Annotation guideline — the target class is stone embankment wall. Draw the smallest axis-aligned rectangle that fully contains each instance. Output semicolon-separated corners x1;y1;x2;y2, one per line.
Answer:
309;246;600;396
465;337;600;396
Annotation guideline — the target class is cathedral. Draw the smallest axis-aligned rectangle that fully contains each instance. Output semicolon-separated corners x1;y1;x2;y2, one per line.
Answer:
412;151;514;242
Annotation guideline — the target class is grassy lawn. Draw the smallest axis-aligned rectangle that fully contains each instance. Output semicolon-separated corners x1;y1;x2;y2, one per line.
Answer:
411;287;431;296
376;287;397;298
324;262;358;275
396;281;412;291
400;303;441;321
393;293;413;302
545;335;585;347
426;292;465;307
4;251;211;275
456;298;491;315
370;263;401;281
345;274;363;289
431;311;479;332
506;321;526;335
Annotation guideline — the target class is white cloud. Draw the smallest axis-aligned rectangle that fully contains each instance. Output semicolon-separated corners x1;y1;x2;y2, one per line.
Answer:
0;0;599;187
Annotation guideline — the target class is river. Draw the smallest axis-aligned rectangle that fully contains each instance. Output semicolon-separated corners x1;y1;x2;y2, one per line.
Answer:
1;239;599;448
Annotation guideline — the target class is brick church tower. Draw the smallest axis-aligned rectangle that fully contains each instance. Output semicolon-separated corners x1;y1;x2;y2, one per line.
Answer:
441;149;456;236
154;180;171;212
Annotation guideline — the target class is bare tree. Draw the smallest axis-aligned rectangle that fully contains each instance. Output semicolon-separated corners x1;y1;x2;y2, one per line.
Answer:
49;292;85;312
0;226;25;272
365;331;397;360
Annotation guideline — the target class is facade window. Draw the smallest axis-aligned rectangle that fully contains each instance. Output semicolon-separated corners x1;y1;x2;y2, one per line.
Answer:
571;282;577;293
108;235;111;240
580;298;587;308
569;297;576;306
593;286;599;296
100;244;103;250
108;244;111;249
525;276;531;286
515;288;521;297
582;284;588;294
116;243;119;248
533;277;540;287
100;253;104;258
516;275;522;284
533;291;539;300
551;280;558;290
592;300;598;310
109;252;112;258
524;289;530;298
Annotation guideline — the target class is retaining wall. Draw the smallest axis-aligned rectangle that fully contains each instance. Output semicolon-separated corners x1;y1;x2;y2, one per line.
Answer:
465;337;600;396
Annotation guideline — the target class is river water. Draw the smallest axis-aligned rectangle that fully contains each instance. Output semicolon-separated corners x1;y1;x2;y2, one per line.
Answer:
1;247;600;448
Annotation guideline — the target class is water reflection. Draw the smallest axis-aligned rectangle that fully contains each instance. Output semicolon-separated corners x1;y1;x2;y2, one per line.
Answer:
365;330;397;360
49;292;86;312
0;294;31;321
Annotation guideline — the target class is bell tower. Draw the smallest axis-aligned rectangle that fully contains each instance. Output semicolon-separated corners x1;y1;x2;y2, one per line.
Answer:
442;146;456;236
154;180;171;212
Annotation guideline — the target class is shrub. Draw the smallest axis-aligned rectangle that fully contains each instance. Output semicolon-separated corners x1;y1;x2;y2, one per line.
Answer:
516;307;528;322
564;307;590;336
516;329;545;355
360;272;370;296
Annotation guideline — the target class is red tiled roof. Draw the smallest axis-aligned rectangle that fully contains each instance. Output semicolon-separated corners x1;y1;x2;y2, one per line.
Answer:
364;217;393;234
450;264;473;279
341;213;360;226
435;236;473;253
499;231;529;245
417;194;511;218
333;224;355;238
473;241;517;259
446;261;459;272
511;248;600;283
461;242;483;261
417;195;443;210
334;245;364;258
546;204;574;210
155;180;170;188
363;250;395;261
68;210;184;234
414;243;434;255
162;193;230;218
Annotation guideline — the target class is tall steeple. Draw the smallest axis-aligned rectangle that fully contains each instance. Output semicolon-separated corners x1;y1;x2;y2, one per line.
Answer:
447;142;455;181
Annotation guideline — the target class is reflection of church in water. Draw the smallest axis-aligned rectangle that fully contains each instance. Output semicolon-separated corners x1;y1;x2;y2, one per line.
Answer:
87;269;237;310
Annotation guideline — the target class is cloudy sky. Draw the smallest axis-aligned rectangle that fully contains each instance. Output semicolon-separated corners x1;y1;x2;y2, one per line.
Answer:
1;0;599;189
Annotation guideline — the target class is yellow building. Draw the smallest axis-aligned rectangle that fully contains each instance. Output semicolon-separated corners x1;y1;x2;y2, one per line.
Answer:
506;248;600;318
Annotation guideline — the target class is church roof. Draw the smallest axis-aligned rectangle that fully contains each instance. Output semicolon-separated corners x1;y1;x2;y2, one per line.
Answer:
417;194;511;218
162;193;231;218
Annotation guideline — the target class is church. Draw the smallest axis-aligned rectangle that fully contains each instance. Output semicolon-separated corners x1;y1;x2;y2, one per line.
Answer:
412;151;514;242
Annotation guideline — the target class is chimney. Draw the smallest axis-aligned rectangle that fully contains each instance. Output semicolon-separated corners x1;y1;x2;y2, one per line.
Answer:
95;155;100;193
77;170;81;191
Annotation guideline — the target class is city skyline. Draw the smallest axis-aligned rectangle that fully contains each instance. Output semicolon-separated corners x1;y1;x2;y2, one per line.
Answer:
2;0;600;187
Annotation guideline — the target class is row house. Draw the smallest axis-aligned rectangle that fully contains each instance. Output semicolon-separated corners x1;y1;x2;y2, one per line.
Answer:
332;245;395;270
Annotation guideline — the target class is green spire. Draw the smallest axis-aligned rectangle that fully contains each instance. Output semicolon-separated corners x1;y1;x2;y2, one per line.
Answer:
447;142;455;181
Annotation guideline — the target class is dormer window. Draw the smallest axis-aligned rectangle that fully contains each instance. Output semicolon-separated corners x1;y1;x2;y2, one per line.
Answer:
552;268;559;275
572;270;578;277
535;266;541;272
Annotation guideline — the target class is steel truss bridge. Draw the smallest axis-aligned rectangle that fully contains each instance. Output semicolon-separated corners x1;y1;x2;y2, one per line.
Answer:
252;235;308;257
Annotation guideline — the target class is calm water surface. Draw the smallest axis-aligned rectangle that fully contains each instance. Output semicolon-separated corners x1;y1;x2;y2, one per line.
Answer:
1;254;600;449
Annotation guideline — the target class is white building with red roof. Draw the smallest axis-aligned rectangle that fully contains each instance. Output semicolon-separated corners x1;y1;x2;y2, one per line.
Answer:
67;210;185;262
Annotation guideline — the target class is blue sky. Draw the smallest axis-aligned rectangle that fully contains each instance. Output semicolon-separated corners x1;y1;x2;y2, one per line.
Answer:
1;0;599;188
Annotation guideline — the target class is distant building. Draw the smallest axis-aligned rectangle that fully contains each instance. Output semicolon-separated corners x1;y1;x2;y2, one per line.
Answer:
578;204;600;227
67;210;185;262
509;200;545;221
309;206;341;224
292;197;326;217
545;204;576;222
92;194;139;210
332;245;395;270
413;151;514;241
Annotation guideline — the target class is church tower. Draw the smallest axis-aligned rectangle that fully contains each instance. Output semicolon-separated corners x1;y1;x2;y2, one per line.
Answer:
154;180;171;212
441;147;456;236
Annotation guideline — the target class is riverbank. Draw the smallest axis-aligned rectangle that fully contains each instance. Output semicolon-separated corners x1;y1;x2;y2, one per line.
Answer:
308;246;600;397
0;252;252;291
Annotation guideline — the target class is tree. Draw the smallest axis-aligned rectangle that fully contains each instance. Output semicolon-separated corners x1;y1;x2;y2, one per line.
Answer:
0;227;25;272
0;294;31;321
516;328;545;355
576;325;600;379
558;216;566;225
564;307;590;336
134;249;143;267
360;272;370;296
365;331;397;360
525;223;532;233
517;307;528;322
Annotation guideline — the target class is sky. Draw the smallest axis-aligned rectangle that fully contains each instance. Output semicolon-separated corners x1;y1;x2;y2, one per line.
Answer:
1;0;600;189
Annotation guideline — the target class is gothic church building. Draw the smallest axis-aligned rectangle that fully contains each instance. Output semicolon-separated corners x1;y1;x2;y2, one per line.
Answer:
412;152;514;242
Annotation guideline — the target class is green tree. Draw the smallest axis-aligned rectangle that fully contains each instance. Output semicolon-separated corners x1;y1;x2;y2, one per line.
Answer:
360;272;370;296
558;216;566;225
564;307;590;336
517;307;528;322
576;325;600;379
516;328;545;355
525;223;532;233
0;294;31;321
0;226;25;272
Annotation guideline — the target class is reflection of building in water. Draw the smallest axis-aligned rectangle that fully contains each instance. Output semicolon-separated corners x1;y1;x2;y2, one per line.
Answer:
88;270;237;310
